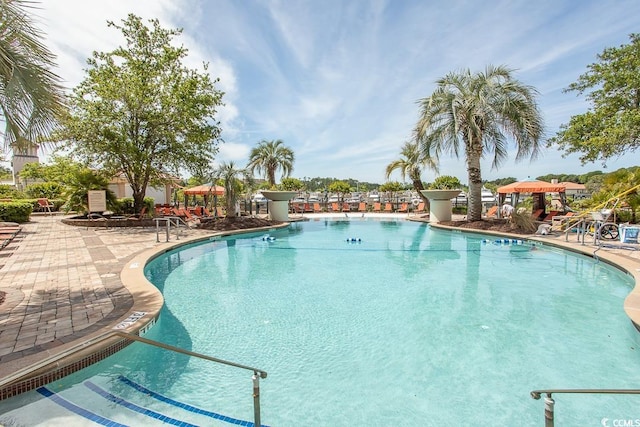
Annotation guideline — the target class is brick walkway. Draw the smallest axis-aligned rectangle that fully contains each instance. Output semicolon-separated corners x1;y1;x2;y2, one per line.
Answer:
0;215;204;378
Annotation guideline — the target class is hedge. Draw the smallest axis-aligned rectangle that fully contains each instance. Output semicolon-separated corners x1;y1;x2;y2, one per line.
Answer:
0;201;33;223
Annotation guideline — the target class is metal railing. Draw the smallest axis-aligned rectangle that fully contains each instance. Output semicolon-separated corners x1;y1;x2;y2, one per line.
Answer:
531;388;640;426
114;332;267;427
154;216;190;242
0;330;268;427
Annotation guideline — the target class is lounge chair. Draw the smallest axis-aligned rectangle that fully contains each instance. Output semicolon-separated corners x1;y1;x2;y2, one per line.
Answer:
358;202;367;212
331;202;340;212
383;203;393;213
531;209;544;220
313;203;322;213
372;202;382;212
303;203;313;213
542;210;560;222
486;206;498;218
127;206;147;220
415;202;425;213
342;202;350;212
398;203;409;213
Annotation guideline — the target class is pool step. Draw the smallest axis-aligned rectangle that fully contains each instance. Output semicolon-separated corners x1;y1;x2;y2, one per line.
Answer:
0;377;263;426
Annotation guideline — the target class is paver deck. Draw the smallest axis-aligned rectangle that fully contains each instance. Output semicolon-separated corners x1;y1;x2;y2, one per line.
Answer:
0;213;639;391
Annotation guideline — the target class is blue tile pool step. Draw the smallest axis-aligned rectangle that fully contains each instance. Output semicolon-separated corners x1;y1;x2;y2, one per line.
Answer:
31;376;267;427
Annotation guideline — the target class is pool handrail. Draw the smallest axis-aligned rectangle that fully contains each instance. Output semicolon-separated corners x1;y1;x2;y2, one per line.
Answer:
530;388;640;427
0;331;267;427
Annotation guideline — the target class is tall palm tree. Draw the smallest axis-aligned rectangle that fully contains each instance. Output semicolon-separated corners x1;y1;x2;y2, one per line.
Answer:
385;140;438;204
414;65;543;221
0;0;67;150
215;161;246;218
246;139;294;188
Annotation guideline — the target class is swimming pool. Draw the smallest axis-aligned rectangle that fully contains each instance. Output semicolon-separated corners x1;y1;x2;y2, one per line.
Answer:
1;218;639;426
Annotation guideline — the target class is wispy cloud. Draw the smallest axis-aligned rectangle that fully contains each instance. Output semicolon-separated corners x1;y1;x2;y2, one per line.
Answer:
28;0;640;184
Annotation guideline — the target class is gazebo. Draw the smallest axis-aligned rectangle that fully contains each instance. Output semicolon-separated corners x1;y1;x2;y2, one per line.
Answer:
497;179;566;219
183;184;225;209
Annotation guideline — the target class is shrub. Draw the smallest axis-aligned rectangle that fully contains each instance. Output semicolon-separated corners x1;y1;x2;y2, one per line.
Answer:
24;182;64;199
0;201;33;223
510;211;537;233
115;197;154;215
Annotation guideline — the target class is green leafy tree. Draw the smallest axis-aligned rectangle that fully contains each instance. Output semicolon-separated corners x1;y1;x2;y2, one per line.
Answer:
430;175;462;190
415;65;543;221
247;139;294;188
279;177;303;191
549;34;640;165
0;0;67;150
385;140;438;204
328;180;351;202
58;14;223;214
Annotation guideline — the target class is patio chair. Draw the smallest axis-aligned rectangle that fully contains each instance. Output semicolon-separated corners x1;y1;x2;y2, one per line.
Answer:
331;202;340;212
313;203;322;213
398;203;409;213
36;198;54;214
415;202;425;213
358;202;367;212
342;202;350;212
486;206;498;218
372;202;382;212
383;203;393;213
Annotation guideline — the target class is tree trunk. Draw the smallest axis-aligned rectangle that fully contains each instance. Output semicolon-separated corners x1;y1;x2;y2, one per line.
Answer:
132;190;146;215
466;140;484;221
412;178;430;210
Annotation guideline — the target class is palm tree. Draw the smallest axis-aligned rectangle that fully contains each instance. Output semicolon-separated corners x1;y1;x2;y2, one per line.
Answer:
246;139;294;187
385;140;438;204
414;65;543;221
0;0;67;150
215;161;246;218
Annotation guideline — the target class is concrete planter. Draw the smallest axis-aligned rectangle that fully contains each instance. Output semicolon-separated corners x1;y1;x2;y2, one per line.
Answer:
420;190;461;223
261;191;297;221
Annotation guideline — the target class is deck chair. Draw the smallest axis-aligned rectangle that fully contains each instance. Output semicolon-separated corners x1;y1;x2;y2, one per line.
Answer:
127;206;147;220
291;204;304;214
398;203;409;213
542;210;560;222
215;206;225;218
372;202;382;212
331;202;340;212
313;203;322;213
486;206;498;218
37;198;54;214
531;209;544;220
342;202;350;212
358;202;367;212
383;203;393;213
415;202;425;213
303;203;313;213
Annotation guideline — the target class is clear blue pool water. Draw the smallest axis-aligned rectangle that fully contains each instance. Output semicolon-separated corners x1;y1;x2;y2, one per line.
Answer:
2;218;640;426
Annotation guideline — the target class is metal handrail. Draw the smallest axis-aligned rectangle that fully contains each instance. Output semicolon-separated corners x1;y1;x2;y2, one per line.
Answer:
154;216;190;242
113;331;267;427
1;330;267;427
531;388;640;427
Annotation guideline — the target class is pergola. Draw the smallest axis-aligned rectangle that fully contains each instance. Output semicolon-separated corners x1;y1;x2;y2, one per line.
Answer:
497;179;566;218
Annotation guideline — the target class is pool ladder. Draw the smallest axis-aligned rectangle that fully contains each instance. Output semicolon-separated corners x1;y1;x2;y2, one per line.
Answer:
154;216;190;242
530;388;640;426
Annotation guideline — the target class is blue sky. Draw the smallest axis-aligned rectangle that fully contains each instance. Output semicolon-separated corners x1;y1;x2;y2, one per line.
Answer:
31;0;640;185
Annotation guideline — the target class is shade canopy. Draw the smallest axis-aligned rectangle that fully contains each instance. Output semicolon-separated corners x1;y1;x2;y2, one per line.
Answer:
497;180;566;194
183;184;225;195
496;179;566;218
